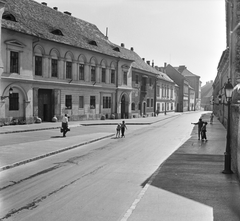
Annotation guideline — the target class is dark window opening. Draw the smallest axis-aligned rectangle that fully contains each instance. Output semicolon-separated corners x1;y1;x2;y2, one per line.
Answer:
65;95;72;109
103;96;111;109
113;47;120;52
9;93;19;111
79;64;84;80
66;61;72;79
91;66;96;82
111;70;115;84
102;68;106;83
90;96;95;109
89;40;97;46
10;51;19;73
35;56;42;76
52;59;58;77
51;29;63;36
2;12;17;22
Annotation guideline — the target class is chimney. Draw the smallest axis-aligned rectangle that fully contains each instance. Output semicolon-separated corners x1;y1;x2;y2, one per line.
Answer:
142;58;145;61
64;11;72;16
130;47;134;51
41;2;47;5
53;7;58;10
105;27;108;39
147;60;150;65
164;62;167;68
152;60;154;67
121;43;125;47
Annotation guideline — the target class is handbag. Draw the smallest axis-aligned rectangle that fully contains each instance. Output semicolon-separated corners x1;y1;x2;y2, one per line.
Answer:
67;128;70;132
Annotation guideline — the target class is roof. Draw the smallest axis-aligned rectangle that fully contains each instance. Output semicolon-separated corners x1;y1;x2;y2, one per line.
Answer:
122;48;174;83
201;82;213;98
2;0;132;60
181;68;200;78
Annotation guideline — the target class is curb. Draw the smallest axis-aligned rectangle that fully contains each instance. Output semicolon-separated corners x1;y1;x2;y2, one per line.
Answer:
0;114;180;134
0;133;115;171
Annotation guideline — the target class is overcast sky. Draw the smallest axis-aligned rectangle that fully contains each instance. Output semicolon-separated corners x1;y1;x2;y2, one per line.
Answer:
36;0;225;86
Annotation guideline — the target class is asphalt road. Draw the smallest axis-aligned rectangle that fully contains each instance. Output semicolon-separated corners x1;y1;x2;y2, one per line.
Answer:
0;112;202;221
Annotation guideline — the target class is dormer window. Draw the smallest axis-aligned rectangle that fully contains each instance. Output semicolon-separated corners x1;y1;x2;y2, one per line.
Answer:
51;29;63;36
88;40;97;46
113;47;120;52
2;12;16;22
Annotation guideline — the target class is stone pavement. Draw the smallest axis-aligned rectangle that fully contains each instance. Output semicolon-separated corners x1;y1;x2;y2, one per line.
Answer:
126;113;240;221
1;112;240;221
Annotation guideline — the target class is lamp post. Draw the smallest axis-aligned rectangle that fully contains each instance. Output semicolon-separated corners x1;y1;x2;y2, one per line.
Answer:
164;101;167;115
222;79;234;174
1;87;13;100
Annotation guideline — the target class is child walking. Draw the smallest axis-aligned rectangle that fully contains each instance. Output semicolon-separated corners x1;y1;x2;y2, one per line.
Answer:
116;123;121;138
201;122;208;141
121;121;127;138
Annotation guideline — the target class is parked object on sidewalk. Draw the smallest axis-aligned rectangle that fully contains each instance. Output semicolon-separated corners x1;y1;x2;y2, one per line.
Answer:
191;118;205;140
116;123;121;138
61;114;69;137
35;117;42;124
201;122;208;141
121;121;127;138
210;113;214;124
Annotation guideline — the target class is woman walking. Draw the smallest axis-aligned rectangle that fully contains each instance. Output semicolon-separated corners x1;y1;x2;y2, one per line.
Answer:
61;114;69;137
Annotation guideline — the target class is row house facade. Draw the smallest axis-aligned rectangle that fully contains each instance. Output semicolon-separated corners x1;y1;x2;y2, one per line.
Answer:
0;0;175;124
0;0;134;123
213;0;240;177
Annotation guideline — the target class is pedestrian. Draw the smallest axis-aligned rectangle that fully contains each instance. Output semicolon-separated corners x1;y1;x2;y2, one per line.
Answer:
121;120;127;138
201;122;208;141
210;113;214;124
61;114;69;137
191;118;205;140
116;123;121;138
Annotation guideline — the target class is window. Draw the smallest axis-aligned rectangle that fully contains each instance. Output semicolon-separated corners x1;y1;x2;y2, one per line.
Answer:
157;85;160;97
10;51;19;73
52;59;58;77
147;98;150;107
91;66;96;82
66;61;72;79
65;95;72;109
35;56;42;76
170;86;173;98
9;93;19;111
90;96;95;109
151;98;154;107
103;96;111;108
149;78;152;86
79;96;84;108
111;70;115;84
131;102;135;111
123;72;127;85
79;64;84;80
102;68;106;83
135;74;139;84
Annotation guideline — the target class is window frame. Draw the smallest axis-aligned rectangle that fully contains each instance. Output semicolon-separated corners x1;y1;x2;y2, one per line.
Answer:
66;61;72;79
91;66;96;82
65;95;72;109
123;71;127;85
10;51;19;73
79;63;84;80
111;69;115;84
103;96;111;109
79;96;84;109
35;55;42;76
102;68;106;83
90;96;96;109
51;58;58;78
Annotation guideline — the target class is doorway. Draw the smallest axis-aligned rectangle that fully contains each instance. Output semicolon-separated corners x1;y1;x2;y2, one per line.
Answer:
38;89;54;122
121;95;128;119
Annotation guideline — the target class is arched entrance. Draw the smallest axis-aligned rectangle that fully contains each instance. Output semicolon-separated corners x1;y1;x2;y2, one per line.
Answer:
121;95;128;119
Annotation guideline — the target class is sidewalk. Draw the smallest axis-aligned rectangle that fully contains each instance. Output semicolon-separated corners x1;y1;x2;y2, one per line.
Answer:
127;113;240;221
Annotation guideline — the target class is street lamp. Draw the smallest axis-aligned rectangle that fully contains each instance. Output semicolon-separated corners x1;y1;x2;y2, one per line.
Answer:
1;87;13;100
222;79;234;174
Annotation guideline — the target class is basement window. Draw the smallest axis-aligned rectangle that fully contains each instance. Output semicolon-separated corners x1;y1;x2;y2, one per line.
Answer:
51;29;63;36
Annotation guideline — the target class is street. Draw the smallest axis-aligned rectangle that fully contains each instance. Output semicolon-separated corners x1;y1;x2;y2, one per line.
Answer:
0;113;202;220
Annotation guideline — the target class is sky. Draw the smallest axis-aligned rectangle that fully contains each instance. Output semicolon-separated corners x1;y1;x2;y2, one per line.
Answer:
36;0;226;86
